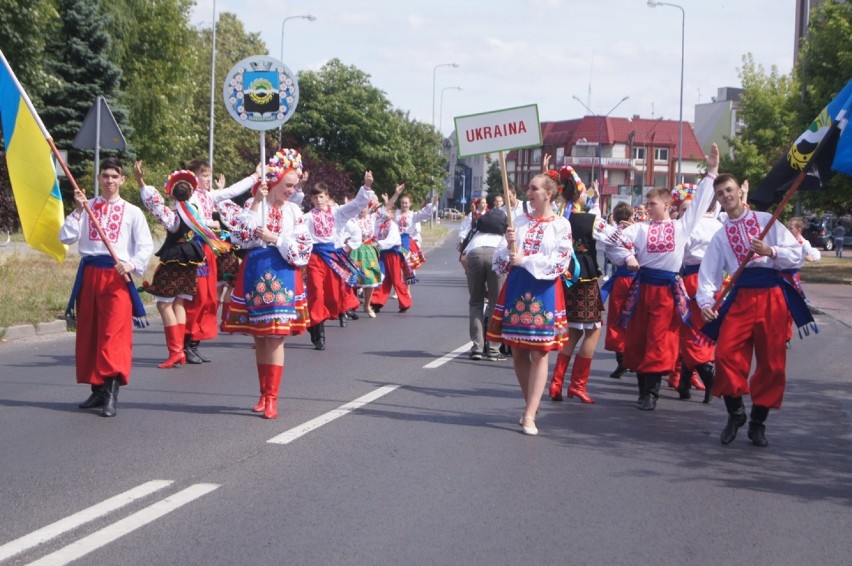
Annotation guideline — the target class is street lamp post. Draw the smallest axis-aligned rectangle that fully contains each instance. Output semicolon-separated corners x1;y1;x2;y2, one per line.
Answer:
438;86;462;135
648;0;685;185
571;95;629;192
278;14;316;146
208;0;217;170
431;62;459;128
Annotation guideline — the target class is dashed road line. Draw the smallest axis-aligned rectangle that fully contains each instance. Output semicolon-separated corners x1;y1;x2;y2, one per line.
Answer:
423;342;473;369
267;385;400;445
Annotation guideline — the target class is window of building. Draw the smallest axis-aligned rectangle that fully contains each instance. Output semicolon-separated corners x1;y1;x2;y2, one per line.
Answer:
632;147;645;160
654;148;669;161
532;149;541;164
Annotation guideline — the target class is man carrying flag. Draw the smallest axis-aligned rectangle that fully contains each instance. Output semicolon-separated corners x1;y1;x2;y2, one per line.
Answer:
61;158;153;417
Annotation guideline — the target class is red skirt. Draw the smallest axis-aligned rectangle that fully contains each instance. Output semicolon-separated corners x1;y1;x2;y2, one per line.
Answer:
604;275;632;352
184;244;219;340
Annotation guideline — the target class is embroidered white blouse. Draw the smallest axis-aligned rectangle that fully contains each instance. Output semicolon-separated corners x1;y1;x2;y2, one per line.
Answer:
492;213;573;280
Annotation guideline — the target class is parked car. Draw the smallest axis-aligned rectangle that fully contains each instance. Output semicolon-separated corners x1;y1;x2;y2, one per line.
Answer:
804;215;852;251
441;208;463;220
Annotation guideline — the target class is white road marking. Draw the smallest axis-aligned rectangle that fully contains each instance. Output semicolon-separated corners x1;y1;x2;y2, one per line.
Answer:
267;385;400;445
26;483;220;566
0;480;173;563
423;342;473;369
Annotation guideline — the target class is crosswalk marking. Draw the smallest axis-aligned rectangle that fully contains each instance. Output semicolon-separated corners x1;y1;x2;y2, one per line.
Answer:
26;483;220;566
0;480;173;563
267;385;400;445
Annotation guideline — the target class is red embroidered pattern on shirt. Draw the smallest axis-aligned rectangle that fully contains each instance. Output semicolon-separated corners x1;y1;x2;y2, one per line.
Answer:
358;217;374;240
312;208;335;238
267;206;283;234
88;199;126;243
194;189;214;220
397;212;410;231
646;221;675;253
522;217;548;256
725;211;762;264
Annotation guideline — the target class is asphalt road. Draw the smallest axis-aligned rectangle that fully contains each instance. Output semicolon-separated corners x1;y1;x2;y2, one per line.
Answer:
1;239;850;566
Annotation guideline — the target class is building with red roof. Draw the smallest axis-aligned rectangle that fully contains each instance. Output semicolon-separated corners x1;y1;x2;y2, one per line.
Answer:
506;115;705;213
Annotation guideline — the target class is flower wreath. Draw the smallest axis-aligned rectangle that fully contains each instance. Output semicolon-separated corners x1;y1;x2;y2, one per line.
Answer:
671;182;697;211
252;147;304;196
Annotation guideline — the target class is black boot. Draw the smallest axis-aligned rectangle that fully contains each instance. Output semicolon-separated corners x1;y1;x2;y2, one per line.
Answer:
720;396;747;445
338;314;348;327
677;363;692;400
696;363;715;404
346;309;359;320
309;323;325;350
640;373;661;411
184;335;203;364
610;352;627;379
101;378;119;418
636;373;647;405
78;385;106;409
748;405;770;447
188;340;210;363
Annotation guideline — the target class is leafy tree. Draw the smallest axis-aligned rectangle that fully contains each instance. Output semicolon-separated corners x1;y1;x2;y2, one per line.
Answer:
795;0;852;213
485;159;503;196
103;0;199;175
721;54;799;187
286;59;445;203
0;0;59;107
40;0;129;201
189;12;269;184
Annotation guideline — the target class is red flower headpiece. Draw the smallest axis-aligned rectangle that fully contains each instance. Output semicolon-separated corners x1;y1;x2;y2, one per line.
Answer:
557;165;586;196
164;170;198;200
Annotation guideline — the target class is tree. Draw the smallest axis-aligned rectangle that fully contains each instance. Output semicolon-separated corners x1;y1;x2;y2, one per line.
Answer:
485;159;503;196
722;54;799;187
40;0;129;200
188;12;269;183
0;0;59;108
285;59;445;202
795;0;852;213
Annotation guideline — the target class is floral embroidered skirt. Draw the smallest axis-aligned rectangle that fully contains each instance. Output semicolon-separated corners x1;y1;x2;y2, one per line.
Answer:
486;268;567;351
222;247;309;337
349;244;383;288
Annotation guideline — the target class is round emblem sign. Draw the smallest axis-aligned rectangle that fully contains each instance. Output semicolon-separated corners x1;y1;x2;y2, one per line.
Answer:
222;55;299;131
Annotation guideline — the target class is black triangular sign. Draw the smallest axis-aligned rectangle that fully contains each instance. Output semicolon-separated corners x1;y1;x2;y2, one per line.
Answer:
72;97;127;150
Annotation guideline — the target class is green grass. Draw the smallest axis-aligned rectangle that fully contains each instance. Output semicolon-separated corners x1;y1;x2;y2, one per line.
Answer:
799;255;852;284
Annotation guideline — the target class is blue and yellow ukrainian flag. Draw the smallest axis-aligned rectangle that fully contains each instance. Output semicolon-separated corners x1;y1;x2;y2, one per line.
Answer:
0;50;67;262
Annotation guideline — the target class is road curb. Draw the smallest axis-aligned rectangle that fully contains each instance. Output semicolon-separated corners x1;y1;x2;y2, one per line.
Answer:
1;305;158;344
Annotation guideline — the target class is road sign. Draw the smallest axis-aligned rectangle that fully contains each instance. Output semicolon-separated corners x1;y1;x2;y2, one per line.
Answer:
223;55;299;131
454;104;541;158
72;97;126;150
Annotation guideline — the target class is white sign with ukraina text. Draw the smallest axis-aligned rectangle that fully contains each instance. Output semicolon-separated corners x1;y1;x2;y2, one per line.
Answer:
454;104;541;158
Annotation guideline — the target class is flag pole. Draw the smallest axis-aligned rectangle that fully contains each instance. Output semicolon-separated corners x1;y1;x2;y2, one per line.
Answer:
711;168;806;311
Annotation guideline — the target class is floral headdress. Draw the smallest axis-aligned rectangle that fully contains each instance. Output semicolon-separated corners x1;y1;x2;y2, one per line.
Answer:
252;148;303;196
164;170;198;201
670;182;697;211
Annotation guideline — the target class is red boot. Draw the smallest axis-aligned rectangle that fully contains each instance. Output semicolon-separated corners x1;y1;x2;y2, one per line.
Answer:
690;372;706;391
548;354;571;401
668;358;682;389
158;325;187;368
252;364;269;413
263;365;283;419
566;355;595;404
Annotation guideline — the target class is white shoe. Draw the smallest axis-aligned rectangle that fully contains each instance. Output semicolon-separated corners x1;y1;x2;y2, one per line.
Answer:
520;416;538;436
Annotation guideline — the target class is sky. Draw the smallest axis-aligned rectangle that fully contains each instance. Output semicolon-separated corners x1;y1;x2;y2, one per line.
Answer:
190;0;797;137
